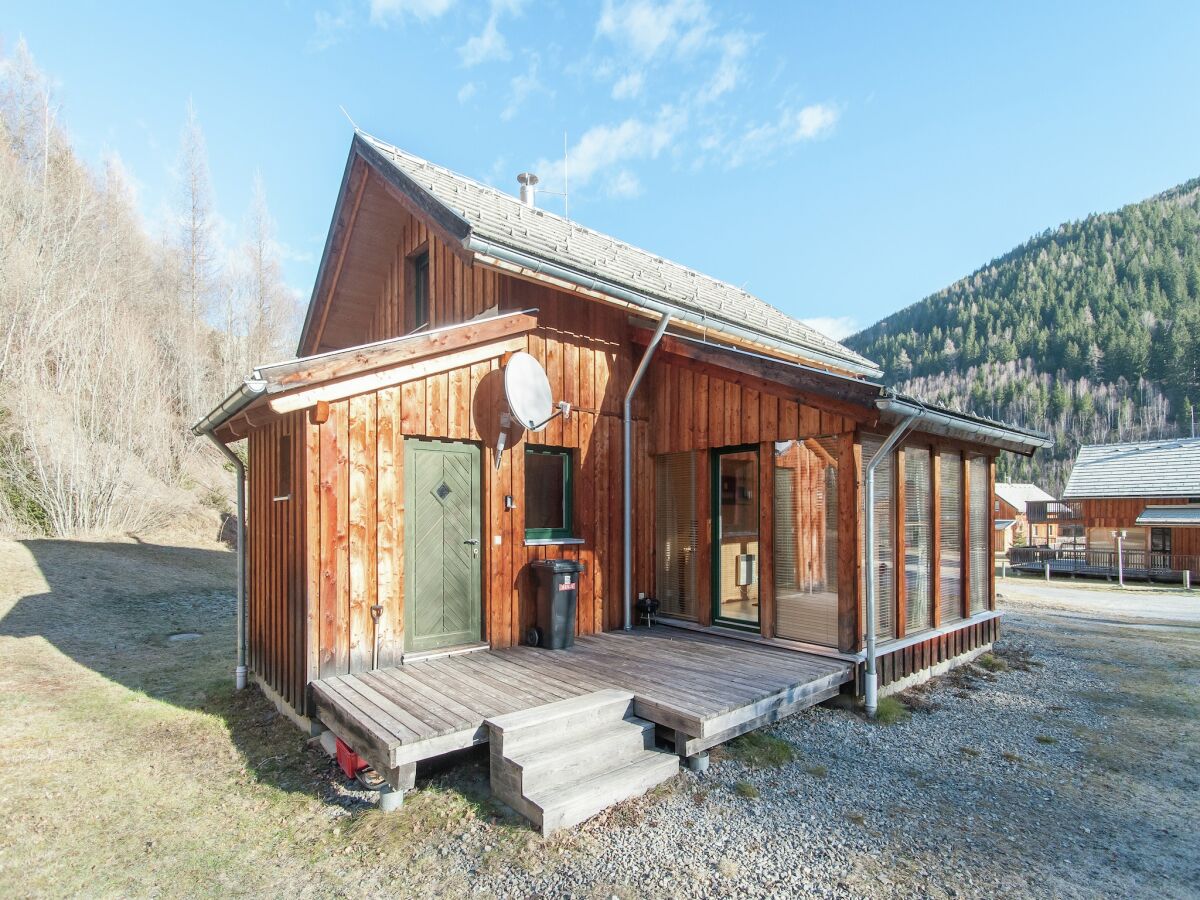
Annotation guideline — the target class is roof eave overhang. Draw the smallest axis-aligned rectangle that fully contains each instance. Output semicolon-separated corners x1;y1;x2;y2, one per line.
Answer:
878;396;1054;456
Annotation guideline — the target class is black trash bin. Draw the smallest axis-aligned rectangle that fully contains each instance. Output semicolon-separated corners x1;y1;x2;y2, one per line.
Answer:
529;558;586;649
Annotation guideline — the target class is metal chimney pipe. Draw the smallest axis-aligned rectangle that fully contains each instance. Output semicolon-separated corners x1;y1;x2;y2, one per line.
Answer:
517;172;539;207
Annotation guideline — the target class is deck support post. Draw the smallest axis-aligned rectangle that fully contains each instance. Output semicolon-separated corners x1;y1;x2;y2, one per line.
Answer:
378;762;416;813
674;729;709;773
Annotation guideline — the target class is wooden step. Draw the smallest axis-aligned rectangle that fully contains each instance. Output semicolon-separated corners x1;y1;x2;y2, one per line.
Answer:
487;689;634;754
526;749;680;835
504;716;656;795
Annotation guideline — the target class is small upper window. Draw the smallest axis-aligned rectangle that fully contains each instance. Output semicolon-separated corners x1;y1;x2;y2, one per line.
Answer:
410;251;430;332
525;447;573;540
275;434;292;501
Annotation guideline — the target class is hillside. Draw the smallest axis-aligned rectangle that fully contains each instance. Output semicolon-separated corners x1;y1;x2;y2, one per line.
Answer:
845;178;1200;494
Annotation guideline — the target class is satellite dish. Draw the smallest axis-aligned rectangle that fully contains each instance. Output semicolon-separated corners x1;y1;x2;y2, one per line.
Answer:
504;351;554;432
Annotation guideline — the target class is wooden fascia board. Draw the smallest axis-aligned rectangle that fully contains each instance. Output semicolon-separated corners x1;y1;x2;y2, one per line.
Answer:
265;312;538;390
300;155;369;356
268;336;526;414
352;135;474;266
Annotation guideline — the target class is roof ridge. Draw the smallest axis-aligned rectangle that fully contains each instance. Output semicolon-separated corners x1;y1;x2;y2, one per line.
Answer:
364;133;795;310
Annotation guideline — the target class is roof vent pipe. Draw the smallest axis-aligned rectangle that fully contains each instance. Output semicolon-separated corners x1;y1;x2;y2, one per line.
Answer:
517;172;539;207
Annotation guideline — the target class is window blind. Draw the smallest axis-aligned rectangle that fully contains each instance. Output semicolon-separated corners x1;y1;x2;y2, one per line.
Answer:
939;450;963;623
904;446;932;634
860;436;895;642
655;452;698;620
969;456;989;614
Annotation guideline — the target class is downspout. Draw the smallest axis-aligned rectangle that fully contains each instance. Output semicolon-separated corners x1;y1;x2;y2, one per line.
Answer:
624;312;673;630
863;403;924;718
203;432;249;690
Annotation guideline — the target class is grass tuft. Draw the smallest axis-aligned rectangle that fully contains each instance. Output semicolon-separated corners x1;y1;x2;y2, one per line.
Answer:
959;746;982;757
845;811;866;827
804;764;828;778
727;732;795;768
976;653;1009;673
1001;751;1023;764
733;781;759;799
873;696;909;725
1035;734;1057;745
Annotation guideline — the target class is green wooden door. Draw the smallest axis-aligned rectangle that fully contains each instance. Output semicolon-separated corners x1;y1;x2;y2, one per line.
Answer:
404;439;482;653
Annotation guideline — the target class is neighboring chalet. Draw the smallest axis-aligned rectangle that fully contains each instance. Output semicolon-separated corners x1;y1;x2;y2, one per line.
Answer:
1022;438;1200;577
194;132;1050;831
994;482;1058;551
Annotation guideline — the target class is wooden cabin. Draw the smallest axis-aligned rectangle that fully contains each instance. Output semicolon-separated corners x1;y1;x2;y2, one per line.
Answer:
994;482;1057;550
1016;438;1200;579
194;132;1050;828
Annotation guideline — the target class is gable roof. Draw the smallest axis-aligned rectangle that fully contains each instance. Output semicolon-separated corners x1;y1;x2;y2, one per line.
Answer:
994;482;1056;513
1062;438;1200;499
343;132;880;378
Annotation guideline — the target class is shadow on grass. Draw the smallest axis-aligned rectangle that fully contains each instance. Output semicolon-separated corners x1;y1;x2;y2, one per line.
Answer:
0;538;525;831
0;539;328;799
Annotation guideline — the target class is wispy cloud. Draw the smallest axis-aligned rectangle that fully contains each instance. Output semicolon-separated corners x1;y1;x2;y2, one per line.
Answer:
607;169;642;198
310;6;353;51
800;315;859;341
369;0;456;25
457;81;477;103
501;54;552;121
596;0;711;60
536;106;685;195
459;0;526;66
611;70;644;100
722;102;840;167
695;31;751;104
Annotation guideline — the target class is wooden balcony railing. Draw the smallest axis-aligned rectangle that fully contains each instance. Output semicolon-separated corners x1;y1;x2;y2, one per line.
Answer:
1025;500;1083;524
1008;545;1200;579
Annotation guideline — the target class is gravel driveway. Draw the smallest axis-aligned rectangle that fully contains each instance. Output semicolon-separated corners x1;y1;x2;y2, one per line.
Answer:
381;587;1199;898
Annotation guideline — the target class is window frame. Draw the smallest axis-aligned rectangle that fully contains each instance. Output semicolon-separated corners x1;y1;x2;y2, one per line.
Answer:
274;433;292;502
408;249;431;333
1151;526;1172;554
524;446;574;541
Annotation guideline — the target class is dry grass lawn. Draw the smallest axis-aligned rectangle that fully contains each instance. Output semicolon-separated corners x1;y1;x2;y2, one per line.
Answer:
0;537;545;898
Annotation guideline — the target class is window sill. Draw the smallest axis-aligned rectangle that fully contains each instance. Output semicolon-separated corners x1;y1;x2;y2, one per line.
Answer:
524;537;585;547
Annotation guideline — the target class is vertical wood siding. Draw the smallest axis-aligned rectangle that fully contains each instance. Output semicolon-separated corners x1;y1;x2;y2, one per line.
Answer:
252;215;1008;712
297;276;654;695
246;411;307;710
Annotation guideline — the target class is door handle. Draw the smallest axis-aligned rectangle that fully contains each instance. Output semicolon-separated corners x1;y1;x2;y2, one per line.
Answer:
464;538;479;545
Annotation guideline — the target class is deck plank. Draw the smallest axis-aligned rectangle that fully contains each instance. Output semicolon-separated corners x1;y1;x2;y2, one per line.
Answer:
313;626;852;766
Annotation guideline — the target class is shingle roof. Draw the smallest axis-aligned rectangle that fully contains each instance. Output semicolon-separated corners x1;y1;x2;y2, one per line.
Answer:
361;133;880;377
1062;438;1200;499
995;482;1056;513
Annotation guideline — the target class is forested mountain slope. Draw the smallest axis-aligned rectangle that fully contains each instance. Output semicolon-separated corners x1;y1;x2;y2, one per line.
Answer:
845;178;1200;494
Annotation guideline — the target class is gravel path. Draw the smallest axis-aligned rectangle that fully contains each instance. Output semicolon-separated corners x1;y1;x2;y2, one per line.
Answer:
342;600;1198;898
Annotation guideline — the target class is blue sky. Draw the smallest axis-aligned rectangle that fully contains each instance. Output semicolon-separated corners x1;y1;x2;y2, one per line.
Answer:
4;1;1199;339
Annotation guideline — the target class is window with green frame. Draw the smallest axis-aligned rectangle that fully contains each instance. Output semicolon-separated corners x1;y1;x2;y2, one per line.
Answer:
525;446;573;540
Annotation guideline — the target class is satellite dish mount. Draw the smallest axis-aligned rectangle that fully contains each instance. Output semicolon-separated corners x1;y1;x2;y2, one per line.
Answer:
495;351;571;469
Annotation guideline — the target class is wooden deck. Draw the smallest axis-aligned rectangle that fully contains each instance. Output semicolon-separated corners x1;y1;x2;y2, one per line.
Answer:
310;627;853;774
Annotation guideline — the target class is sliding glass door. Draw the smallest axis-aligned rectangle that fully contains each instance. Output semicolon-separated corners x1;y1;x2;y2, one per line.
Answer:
712;446;760;629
